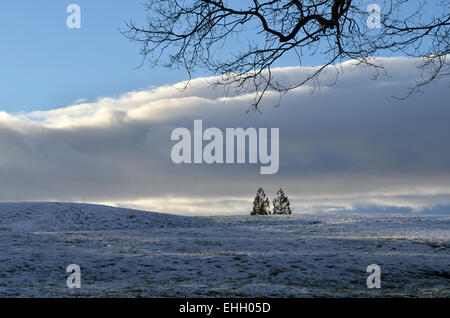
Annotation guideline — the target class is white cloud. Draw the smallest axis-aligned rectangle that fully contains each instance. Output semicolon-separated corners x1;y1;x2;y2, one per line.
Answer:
0;57;449;214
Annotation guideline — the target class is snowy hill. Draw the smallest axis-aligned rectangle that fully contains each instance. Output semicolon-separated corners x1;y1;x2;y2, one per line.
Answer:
0;202;210;232
0;202;448;297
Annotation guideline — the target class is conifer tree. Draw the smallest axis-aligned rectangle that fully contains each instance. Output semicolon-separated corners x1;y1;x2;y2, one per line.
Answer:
272;188;292;215
251;188;271;215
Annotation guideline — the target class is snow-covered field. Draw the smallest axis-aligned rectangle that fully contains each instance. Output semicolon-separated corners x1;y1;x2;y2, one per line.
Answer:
0;202;448;297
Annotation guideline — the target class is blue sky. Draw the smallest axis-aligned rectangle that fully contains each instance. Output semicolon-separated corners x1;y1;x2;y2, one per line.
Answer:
0;1;188;112
0;1;443;113
0;0;326;113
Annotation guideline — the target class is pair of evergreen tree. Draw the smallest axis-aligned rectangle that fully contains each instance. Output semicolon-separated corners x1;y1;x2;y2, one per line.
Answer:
251;188;292;215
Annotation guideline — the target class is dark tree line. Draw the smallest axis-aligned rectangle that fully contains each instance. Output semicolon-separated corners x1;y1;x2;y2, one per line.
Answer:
252;188;292;215
123;0;449;110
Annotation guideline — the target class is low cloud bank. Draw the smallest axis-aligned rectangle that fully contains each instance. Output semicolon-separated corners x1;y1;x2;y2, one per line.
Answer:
1;57;449;214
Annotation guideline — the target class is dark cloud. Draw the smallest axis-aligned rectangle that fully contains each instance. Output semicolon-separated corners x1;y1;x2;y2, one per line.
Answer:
0;57;449;214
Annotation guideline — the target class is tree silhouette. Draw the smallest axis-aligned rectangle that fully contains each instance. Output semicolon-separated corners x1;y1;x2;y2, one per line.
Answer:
124;0;449;110
251;188;271;215
273;188;292;215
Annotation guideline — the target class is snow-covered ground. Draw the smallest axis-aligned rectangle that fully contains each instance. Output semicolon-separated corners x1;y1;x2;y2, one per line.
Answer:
0;202;448;297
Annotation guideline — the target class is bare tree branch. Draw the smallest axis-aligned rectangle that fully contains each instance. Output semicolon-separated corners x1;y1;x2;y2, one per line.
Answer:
122;0;450;110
